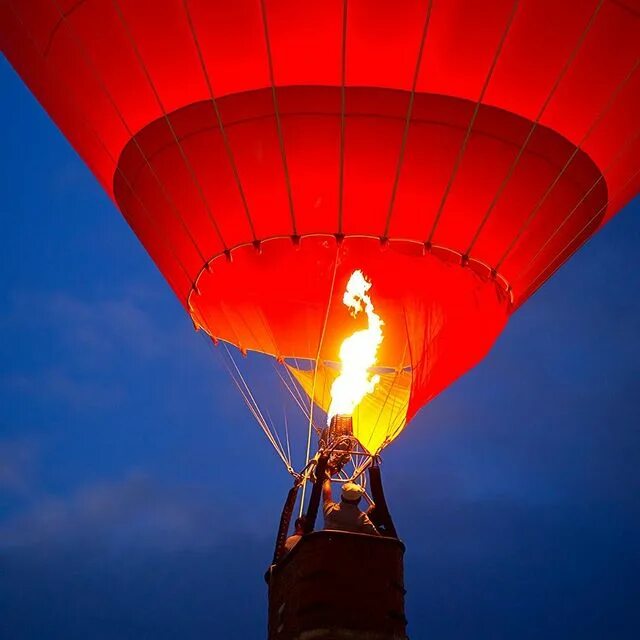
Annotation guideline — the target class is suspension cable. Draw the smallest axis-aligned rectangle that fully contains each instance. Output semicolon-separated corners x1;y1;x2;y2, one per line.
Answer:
181;0;257;242
11;1;195;299
47;0;209;265
337;0;349;236
266;406;291;468
427;0;521;244
193;260;308;474
364;342;409;453
464;0;605;256
494;57;639;271
273;365;312;424
218;340;292;470
384;302;417;446
299;245;341;515
259;0;298;237
111;0;228;250
515;128;640;285
211;309;295;470
522;167;640;300
382;0;434;239
283;408;292;469
282;361;313;418
196;305;290;468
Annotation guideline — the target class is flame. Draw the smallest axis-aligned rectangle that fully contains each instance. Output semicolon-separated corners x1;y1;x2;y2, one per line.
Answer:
327;270;384;423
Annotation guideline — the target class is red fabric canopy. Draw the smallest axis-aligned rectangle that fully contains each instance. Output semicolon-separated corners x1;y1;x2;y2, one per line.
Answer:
3;0;638;426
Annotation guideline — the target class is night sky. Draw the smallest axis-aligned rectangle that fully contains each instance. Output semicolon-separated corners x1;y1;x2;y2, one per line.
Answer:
1;54;639;639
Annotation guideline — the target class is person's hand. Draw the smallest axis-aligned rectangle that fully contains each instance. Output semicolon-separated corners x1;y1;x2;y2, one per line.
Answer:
326;461;340;477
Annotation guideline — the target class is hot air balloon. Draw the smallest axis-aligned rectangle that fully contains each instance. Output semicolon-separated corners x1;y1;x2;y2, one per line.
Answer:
3;1;639;637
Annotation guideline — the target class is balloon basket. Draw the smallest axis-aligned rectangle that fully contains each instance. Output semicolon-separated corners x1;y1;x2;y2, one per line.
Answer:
266;530;408;640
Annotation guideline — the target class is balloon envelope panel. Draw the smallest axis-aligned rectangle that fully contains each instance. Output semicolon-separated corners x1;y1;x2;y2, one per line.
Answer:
2;0;638;432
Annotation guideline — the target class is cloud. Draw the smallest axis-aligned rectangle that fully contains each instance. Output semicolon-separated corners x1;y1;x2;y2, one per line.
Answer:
0;437;38;494
5;290;168;363
0;288;212;412
1;475;637;640
5;367;125;411
0;472;236;552
0;534;269;640
0;471;271;640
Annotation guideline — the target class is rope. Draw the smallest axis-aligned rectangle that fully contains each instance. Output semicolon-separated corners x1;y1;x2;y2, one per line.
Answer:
219;340;292;470
337;0;349;236
495;57;639;271
383;302;416;447
427;0;521;244
522;167;640;300
259;0;298;237
274;365;312;424
284;361;314;418
111;0;228;250
299;245;341;515
198;305;289;468
265;406;289;468
12;0;194;297
382;0;434;239
364;342;409;452
199;334;278;456
47;0;208;265
464;0;605;256
181;0;257;242
18;0;300;477
204;303;299;472
515;127;640;286
209;283;306;471
283;408;292;469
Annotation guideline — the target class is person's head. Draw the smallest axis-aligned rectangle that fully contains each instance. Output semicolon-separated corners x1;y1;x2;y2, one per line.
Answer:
341;482;364;505
294;516;306;534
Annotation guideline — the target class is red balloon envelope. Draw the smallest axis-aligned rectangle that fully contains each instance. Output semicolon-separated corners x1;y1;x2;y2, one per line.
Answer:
2;0;639;451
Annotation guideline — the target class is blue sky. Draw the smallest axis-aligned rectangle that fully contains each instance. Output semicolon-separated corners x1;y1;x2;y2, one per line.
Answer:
1;54;639;639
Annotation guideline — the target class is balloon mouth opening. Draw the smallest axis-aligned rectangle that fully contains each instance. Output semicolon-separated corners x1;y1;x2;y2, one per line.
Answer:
186;234;513;453
187;234;514;358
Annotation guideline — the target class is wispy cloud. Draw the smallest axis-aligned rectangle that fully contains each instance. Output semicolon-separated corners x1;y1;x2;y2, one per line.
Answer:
0;437;38;495
0;288;209;412
5;290;169;363
5;367;125;411
0;472;231;552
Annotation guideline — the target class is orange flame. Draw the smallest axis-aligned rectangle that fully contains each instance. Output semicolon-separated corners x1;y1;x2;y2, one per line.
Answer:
327;270;384;424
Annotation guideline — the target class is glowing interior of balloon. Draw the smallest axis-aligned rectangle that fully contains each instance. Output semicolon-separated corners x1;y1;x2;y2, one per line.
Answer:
327;270;384;427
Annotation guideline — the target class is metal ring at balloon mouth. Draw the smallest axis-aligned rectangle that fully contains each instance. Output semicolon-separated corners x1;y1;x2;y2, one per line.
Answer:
186;233;514;334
